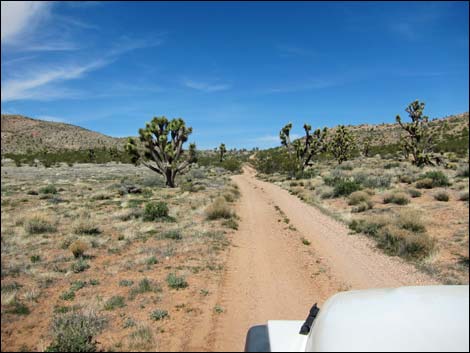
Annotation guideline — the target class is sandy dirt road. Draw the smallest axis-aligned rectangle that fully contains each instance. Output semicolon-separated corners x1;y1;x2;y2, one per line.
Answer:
186;166;437;352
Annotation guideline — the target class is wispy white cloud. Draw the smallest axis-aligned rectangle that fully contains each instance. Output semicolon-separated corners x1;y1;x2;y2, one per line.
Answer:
2;35;164;102
183;79;231;92
2;59;108;102
1;1;51;45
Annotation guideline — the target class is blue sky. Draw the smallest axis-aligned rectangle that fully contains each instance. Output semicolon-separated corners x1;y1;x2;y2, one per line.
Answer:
1;1;468;149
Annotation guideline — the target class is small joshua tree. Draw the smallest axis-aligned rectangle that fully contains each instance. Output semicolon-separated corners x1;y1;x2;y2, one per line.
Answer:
362;128;374;157
218;143;227;162
329;125;356;164
126;116;197;187
280;123;328;172
396;100;434;166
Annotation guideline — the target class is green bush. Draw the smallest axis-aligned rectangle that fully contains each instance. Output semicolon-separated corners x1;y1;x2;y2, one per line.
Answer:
434;191;450;202
150;309;169;321
60;290;76;301
40;185;58;194
166;273;188;290
421;171;451;187
143;201;169;221
45;312;107;352
129;278;161;299
333;180;362;197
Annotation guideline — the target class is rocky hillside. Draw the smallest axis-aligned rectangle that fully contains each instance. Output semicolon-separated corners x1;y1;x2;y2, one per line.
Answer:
1;115;127;154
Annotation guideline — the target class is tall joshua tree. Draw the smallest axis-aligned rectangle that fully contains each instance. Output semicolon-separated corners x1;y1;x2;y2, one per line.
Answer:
280;123;328;172
396;100;434;166
126;116;197;187
329;125;356;164
218;143;227;162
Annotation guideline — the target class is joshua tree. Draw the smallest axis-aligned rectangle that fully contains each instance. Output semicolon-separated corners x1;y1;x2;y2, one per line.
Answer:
329;125;356;164
279;122;328;172
126;116;197;187
218;143;227;162
396;100;434;166
362;128;374;157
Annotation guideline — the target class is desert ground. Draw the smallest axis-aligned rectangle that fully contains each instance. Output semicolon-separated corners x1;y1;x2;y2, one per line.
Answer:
1;158;468;352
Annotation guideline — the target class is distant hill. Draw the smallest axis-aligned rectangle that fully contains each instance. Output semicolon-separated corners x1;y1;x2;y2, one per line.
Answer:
1;112;468;157
1;114;127;154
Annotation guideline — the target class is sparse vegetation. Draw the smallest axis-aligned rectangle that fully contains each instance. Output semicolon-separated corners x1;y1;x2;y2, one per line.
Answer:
150;309;169;321
166;273;188;290
45;311;107;352
24;213;56;234
383;192;410;205
434;191;450;202
143;201;170;221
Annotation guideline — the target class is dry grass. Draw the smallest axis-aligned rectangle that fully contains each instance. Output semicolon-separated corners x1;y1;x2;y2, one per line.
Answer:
205;197;234;220
1;163;237;351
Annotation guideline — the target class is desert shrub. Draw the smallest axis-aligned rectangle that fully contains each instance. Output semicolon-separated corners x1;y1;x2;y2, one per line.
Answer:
70;259;90;273
150;309;169;321
145;256;158;265
399;174;415;184
349;211;433;260
70;281;87;292
30;255;41;263
220;158;242;173
352;201;374;213
6;300;30;315
456;165;469;178
24;213;56;234
143;201;169;221
459;191;469;201
73;216;101;236
129;278;161;299
415;178;434;189
69;240;88;258
383;192;410;205
166;273;188;290
352;173;392;189
348;191;371;205
333;180;362;197
222;218;239;230
180;182;205;193
128;325;154;350
161;230;182;240
434;191;450;202
119;280;134;287
45;311;107;352
222;191;236;202
421;171;451;187
205;197;233;220
59;290;76;301
384;162;400;169
118;208;142;221
40;185;58;194
104;296;126;310
407;189;422;198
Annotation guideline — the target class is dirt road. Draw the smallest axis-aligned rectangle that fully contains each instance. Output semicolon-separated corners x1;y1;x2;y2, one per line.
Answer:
188;166;437;352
